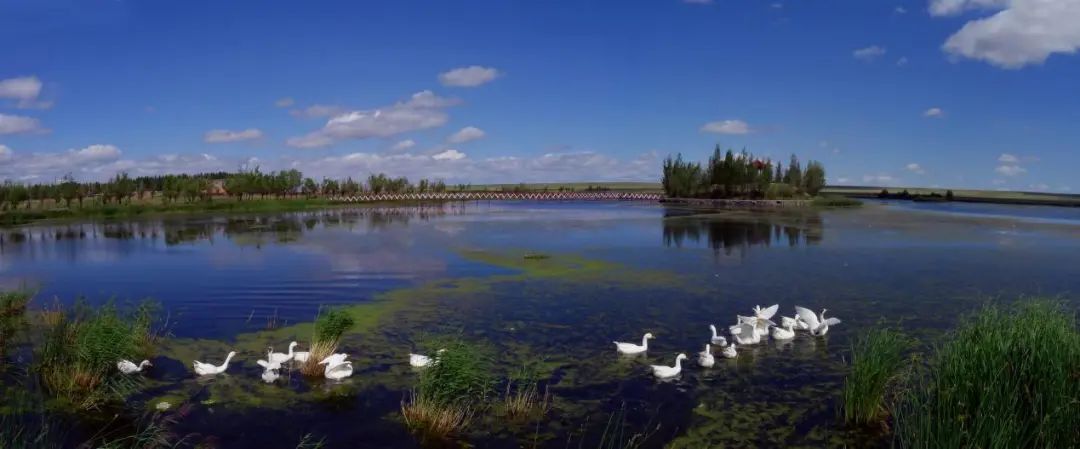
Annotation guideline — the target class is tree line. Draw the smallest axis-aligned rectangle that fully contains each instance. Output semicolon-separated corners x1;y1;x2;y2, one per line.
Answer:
662;146;826;199
0;169;460;211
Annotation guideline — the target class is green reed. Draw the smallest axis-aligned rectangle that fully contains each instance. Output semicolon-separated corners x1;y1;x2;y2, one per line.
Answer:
840;327;912;426
894;300;1080;448
811;195;863;208
403;339;493;439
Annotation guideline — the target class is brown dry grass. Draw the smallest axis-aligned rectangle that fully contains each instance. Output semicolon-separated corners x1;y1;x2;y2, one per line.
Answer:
401;390;473;439
503;382;551;421
298;339;337;377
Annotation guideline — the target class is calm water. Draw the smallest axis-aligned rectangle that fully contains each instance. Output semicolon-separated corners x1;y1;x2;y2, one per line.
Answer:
2;201;1078;448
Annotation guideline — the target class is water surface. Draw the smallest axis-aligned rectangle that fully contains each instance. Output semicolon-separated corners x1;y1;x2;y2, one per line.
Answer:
1;201;1077;448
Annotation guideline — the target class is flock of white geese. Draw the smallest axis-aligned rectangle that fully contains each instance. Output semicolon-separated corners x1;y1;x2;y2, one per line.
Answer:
614;305;841;379
115;304;840;384
116;341;433;382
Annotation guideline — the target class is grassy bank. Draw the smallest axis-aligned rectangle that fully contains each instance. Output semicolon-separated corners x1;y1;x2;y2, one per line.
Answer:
0;197;341;227
894;301;1080;448
824;185;1080;207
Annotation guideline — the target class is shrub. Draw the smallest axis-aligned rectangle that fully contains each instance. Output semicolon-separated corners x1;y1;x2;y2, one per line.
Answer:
841;328;911;426
894;301;1080;448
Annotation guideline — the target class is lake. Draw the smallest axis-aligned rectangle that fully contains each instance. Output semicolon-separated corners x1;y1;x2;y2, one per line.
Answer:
2;201;1078;448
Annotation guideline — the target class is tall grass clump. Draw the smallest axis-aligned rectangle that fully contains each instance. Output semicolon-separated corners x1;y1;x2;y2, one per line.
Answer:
812;195;862;208
36;299;164;409
502;363;552;421
402;340;492;439
1;291;32;353
841;327;912;427
895;300;1080;449
299;307;354;376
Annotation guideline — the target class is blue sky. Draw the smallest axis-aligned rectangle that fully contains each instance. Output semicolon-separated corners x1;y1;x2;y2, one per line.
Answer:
1;0;1078;192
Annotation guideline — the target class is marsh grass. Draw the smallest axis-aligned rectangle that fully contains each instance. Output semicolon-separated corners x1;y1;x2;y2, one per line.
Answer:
812;195;862;208
36;299;164;409
503;363;552;421
894;300;1080;449
840;327;912;427
402;339;492;439
401;389;474;439
1;291;32;353
298;307;355;377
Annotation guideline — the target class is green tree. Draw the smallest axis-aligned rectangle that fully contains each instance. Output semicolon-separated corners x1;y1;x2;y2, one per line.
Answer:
59;174;79;208
803;160;826;195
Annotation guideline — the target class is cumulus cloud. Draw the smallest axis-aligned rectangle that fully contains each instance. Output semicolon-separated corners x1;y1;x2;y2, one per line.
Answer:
998;153;1019;163
275;97;295;108
447;126;486;144
432;149;466;161
0;113;46;135
933;0;1080;69
906;163;926;174
0;76;51;109
0;145;236;183
923;107;945;118
438;66;501;87
897;56;909;66
701;119;751;135
995;164;1027;176
287;91;460;149
853;45;887;61
204;128;264;143
0;144;12;162
290;104;347;119
895;6;908;13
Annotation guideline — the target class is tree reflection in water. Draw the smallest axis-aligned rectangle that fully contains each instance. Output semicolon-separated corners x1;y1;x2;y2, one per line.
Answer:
662;208;823;256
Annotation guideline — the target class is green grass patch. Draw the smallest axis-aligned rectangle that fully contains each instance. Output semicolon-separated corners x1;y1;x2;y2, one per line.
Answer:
0;198;342;227
812;195;863;208
841;328;912;427
894;300;1080;448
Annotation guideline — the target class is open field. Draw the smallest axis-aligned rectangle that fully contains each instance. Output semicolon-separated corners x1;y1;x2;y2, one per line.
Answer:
824;185;1080;207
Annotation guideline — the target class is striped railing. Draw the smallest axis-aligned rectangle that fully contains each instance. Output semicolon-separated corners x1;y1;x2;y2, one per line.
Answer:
331;191;664;203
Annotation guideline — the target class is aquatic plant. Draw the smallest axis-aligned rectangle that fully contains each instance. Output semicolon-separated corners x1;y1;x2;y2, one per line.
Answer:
36;299;164;409
502;363;552;421
0;291;32;354
402;339;492;439
299;307;355;377
894;300;1080;449
295;433;326;449
840;327;912;427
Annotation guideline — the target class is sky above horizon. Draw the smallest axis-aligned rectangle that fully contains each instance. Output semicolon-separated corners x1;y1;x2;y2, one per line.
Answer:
1;0;1078;192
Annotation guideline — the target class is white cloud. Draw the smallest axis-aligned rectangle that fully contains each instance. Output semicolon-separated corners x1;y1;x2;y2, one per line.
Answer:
0;144;12;162
290;104;347;119
0;113;46;135
275;97;295;108
897;56;909;66
701;119;751;135
391;139;416;151
0;76;50;109
204;128;264;143
895;6;908;13
72;144;122;162
835;177;850;183
438;66;501;87
1028;183;1050;191
923;107;945;118
998;153;1019;163
853;45;887;61
0;145;237;183
933;0;1080;69
432;149;467;161
447;126;486;144
906;163;926;174
287;91;460;149
995;164;1027;176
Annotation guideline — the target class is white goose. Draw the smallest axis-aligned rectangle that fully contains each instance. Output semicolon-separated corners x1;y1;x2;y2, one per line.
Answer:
771;319;796;340
193;351;236;376
408;349;446;368
650;353;687;379
613;333;654;355
269;342;300;365
752;304;779;337
257;348;283;371
261;368;280;383
319;353;354;380
697;344;715;368
117;359;152;374
795;306;842;336
721;343;738;359
708;325;728;346
731;322;761;345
